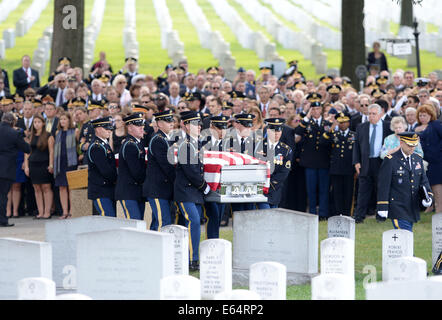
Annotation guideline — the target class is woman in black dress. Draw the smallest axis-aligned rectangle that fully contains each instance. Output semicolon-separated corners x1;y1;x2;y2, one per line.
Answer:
53;112;78;219
24;115;54;219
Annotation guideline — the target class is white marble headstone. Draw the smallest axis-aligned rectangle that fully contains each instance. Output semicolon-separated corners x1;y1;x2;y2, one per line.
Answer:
160;275;201;300
311;274;355;300
200;239;232;300
366;280;442;300
320;237;354;278
432;213;442;267
382;229;414;281
45;216;146;289
327;215;355;240
76;227;174;300
56;293;92;300
385;256;427;282
214;289;261;300
160;224;189;275
233;208;318;286
249;261;286;300
17;277;56;300
0;238;52;300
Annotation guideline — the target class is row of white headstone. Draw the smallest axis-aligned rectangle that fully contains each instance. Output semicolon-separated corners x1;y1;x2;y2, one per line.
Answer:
16;0;50;38
153;0;186;65
0;0;49;59
83;0;107;72
178;0;237;81
207;0;283;63
31;26;53;80
123;0;138;61
0;0;24;24
236;0;327;75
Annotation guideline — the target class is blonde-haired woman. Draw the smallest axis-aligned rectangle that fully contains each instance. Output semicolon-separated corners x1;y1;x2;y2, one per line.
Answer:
380;116;423;159
113;75;131;107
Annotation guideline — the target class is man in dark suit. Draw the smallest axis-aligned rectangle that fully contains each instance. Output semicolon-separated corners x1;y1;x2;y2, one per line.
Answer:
13;55;40;97
352;104;390;223
0;113;31;227
43;102;59;136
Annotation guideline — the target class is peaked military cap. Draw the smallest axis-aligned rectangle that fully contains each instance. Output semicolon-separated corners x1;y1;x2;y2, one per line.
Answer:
154;109;174;122
265;118;285;131
91;116;114;130
124;112;146;126
210;116;229;129
306;93;322;103
398;132;419;146
180;111;201;124
327;85;342;94
336;111;351;123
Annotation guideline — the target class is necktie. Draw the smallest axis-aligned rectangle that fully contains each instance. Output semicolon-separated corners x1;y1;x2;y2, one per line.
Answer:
241;138;245;153
25;118;29;129
370;123;377;157
406;156;411;171
56;89;62;106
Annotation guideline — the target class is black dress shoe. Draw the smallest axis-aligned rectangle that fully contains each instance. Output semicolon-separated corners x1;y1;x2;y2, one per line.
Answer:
189;261;200;272
376;215;386;223
0;223;15;227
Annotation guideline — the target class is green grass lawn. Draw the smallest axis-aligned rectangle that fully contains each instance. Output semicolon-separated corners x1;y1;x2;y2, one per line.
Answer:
190;211;435;300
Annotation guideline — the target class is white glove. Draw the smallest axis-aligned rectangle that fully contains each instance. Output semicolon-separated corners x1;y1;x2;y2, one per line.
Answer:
378;211;388;218
204;184;211;195
422;198;432;208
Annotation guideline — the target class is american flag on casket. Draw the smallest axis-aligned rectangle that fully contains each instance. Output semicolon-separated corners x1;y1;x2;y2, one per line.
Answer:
203;151;270;194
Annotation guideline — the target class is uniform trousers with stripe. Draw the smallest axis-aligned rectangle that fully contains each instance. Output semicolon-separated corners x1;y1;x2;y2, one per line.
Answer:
204;202;226;239
392;218;413;232
120;200;145;220
93;198;116;217
178;202;203;262
148;198;172;231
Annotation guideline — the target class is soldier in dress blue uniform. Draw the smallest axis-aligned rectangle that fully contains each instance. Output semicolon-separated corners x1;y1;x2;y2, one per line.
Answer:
377;132;433;232
87;116;117;217
143;110;176;231
294;95;332;220
222;113;256;215
174;111;212;271
254;118;293;209
320;111;356;216
202;116;229;239
79;100;103;159
115;113;146;220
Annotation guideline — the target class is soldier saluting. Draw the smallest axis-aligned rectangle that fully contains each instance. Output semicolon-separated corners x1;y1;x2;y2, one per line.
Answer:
377;132;433;232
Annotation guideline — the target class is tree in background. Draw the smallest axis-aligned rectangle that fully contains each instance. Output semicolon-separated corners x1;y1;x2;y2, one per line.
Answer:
340;0;365;85
50;0;84;74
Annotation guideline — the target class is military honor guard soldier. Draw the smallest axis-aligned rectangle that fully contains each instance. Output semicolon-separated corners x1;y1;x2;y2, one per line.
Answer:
377;132;433;232
320;111;356;216
254;118;292;209
115;113;147;220
174;111;212;271
87;117;118;217
143;110;176;231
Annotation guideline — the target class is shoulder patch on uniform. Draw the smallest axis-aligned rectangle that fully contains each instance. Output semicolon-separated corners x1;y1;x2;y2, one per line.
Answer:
279;142;289;149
